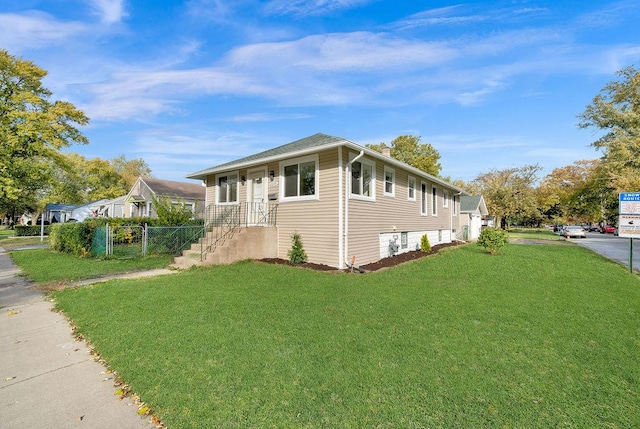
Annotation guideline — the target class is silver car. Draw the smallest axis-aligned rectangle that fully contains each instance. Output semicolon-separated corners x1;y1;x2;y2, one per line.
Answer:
562;225;586;238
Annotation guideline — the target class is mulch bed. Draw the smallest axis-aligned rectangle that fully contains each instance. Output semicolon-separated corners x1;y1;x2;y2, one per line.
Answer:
259;241;464;273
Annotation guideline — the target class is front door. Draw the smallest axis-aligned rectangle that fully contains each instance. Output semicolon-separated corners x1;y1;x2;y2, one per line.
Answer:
247;171;267;225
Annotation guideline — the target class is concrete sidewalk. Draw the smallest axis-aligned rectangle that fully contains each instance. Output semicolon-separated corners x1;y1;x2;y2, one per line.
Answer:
0;246;161;429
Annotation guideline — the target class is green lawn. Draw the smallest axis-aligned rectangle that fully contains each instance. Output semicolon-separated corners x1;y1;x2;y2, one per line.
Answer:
507;227;562;241
0;234;49;249
50;243;640;428
9;248;172;284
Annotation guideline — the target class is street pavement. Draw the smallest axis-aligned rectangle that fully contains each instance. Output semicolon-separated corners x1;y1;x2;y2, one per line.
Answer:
571;232;639;273
0;245;164;429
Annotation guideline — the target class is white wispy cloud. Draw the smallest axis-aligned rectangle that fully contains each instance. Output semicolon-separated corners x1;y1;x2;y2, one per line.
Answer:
224;113;313;122
0;11;85;52
264;0;371;16
89;0;128;24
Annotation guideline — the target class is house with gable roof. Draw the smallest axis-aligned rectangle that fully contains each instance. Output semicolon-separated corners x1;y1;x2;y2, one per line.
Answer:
458;195;489;240
123;177;205;219
178;133;470;269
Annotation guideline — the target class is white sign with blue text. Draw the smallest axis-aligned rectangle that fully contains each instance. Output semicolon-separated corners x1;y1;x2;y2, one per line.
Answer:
620;192;640;215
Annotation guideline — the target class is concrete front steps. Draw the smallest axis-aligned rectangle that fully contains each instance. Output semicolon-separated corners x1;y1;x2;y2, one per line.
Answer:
171;226;278;269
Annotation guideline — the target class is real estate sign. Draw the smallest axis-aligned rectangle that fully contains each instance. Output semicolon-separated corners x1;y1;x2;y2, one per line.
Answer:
619;193;640;238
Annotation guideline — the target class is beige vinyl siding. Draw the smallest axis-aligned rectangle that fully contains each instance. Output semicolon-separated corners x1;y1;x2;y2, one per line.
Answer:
346;150;457;265
275;149;341;267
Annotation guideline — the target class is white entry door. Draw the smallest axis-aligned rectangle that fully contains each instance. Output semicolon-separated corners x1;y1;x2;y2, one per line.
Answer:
248;171;267;225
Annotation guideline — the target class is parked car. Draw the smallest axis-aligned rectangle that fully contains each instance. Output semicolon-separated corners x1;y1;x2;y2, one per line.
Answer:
554;224;564;233
600;225;616;234
562;225;586;238
614;227;619;236
588;225;601;232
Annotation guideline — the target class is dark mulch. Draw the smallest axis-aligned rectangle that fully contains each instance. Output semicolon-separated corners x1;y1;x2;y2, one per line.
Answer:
259;241;464;273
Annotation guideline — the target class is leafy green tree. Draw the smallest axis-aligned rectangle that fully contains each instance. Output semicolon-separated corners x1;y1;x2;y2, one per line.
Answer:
0;50;89;221
152;195;195;226
112;155;151;189
472;164;542;228
367;135;442;176
578;65;640;193
45;153;152;205
537;160;602;224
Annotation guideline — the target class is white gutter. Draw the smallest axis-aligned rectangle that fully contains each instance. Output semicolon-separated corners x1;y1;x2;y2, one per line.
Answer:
338;148;344;269
344;150;364;268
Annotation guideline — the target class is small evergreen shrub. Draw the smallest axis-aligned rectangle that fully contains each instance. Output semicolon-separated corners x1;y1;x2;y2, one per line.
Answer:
287;232;307;264
477;227;509;255
420;234;431;253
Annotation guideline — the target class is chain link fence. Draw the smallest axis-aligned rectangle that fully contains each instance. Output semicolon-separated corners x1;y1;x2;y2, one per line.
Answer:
146;225;204;256
91;224;204;258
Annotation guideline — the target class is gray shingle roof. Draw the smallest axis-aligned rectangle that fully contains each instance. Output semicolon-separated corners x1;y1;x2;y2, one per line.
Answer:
141;177;205;200
460;195;483;212
185;133;469;195
187;133;347;179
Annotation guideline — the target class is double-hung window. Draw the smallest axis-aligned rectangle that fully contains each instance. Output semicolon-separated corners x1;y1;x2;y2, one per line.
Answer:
421;183;428;215
351;157;375;200
280;155;318;201
384;167;395;197
408;176;416;201
443;189;449;208
218;173;239;204
431;186;438;216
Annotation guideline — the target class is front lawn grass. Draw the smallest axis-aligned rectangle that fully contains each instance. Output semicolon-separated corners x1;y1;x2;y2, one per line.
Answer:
9;248;172;284
52;244;640;428
508;227;562;241
0;235;49;249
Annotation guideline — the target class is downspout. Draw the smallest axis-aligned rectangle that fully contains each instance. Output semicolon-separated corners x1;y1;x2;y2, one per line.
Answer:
344;150;365;268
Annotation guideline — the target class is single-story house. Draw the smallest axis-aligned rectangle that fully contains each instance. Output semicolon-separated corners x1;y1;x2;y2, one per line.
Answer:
95;195;127;218
183;133;470;269
123;177;206;218
68;199;115;222
42;203;78;224
459;195;489;240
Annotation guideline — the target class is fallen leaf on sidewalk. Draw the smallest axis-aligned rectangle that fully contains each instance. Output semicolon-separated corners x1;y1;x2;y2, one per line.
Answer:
7;310;21;316
5;376;16;381
76;415;84;422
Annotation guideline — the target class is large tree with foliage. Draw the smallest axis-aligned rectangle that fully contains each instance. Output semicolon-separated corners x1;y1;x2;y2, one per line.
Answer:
472;164;542;228
367;135;442;176
0;50;89;221
537;160;614;224
46;153;152;204
578;65;640;193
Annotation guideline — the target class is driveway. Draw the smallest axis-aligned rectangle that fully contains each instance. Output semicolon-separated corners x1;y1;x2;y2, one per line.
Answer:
571;232;639;273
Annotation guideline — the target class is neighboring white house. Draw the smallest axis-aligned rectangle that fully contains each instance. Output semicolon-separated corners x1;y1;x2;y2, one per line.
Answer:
95;195;127;218
459;195;489;240
123;177;205;218
183;133;470;269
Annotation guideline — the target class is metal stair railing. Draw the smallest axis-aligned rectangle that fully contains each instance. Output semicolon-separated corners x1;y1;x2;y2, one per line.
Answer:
198;203;279;262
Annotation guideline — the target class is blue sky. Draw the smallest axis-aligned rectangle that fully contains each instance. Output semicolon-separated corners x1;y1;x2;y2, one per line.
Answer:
2;0;639;183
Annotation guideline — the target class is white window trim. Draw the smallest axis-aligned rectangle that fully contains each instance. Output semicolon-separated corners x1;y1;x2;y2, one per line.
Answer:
216;170;240;205
407;176;416;201
431;186;438;216
279;154;320;202
383;166;395;197
349;153;376;202
443;189;449;208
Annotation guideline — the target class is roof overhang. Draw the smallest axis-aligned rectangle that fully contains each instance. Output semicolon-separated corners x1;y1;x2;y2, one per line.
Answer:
186;139;469;195
128;195;146;203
